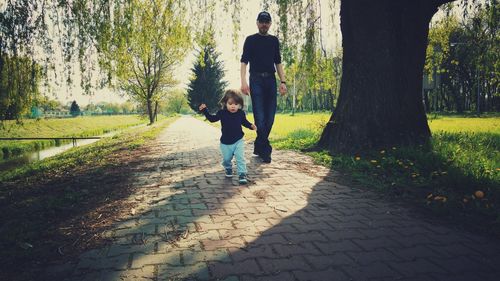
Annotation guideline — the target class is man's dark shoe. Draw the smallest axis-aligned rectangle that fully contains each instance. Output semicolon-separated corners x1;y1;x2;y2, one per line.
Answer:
261;155;271;163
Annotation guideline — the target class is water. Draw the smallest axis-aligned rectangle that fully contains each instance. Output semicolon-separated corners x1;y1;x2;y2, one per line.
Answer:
0;128;138;173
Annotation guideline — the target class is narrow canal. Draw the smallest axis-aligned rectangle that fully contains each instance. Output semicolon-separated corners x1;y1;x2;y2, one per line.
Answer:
0;125;143;173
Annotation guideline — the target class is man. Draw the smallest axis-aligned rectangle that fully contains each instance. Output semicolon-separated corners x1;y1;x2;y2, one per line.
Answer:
240;11;287;164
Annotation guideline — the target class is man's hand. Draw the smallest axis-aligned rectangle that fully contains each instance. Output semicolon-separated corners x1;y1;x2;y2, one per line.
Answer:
251;124;257;130
241;81;250;95
279;83;287;96
198;104;207;111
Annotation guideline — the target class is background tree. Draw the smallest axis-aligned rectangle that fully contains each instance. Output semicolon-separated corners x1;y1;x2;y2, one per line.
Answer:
164;89;191;114
425;2;499;113
187;28;227;112
35;96;63;112
69;100;81;117
0;54;42;120
101;0;190;124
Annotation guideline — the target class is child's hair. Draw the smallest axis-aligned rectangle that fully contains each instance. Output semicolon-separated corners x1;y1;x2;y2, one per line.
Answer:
219;89;244;109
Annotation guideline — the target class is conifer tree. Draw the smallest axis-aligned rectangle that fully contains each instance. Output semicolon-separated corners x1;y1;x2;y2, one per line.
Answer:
187;40;227;112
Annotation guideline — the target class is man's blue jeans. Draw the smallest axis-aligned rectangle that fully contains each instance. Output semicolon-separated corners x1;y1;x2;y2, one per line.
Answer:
249;74;277;157
220;138;247;175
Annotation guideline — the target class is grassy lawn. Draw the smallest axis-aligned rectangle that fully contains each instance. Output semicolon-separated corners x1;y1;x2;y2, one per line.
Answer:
200;111;500;231
0;116;177;280
0;115;146;159
0;116;172;183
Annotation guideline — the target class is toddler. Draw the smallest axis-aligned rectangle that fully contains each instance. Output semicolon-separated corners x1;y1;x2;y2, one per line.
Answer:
199;89;256;184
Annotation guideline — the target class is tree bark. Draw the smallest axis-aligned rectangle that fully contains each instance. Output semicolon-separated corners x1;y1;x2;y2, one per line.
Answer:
318;0;448;153
154;101;158;122
147;99;154;125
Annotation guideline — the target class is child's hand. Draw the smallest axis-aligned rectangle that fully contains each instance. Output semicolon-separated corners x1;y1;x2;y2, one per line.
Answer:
251;124;257;130
199;104;207;111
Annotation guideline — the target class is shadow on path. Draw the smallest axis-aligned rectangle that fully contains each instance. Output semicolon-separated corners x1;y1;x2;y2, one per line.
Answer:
55;116;500;281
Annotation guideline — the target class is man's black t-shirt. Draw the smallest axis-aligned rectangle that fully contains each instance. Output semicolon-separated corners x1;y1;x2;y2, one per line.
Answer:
240;33;281;74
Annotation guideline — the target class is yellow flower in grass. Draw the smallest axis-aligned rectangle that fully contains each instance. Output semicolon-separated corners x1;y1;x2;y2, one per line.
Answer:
474;190;485;199
370;160;378;164
355;156;361;161
434;196;447;202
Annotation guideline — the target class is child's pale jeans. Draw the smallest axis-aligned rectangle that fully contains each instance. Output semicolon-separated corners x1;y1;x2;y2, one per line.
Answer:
220;138;247;175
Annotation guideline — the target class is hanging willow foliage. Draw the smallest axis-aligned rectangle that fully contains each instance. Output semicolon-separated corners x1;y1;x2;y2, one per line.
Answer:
0;0;244;120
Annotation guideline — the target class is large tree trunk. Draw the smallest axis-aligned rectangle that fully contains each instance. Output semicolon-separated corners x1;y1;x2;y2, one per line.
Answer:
318;0;451;153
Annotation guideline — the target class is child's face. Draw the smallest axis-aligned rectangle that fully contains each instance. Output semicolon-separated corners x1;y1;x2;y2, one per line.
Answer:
226;98;240;113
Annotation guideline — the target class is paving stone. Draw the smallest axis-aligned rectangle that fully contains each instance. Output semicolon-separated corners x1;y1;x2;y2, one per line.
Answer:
284;231;329;244
352;236;405;251
210;259;263;279
388;245;445;261
293;268;351;281
257;255;312;274
228;245;276;262
314;240;363;254
76;254;130;270
272;242;322;258
59;116;500;280
97;267;156;281
304;253;355;269
388;258;447;276
343;262;403;280
131;252;181;268
182;249;231;264
240;272;295;281
157;262;210;280
202;238;245;251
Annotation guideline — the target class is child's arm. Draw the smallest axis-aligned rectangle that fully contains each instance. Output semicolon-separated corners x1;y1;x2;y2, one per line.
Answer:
241;111;256;130
199;104;220;122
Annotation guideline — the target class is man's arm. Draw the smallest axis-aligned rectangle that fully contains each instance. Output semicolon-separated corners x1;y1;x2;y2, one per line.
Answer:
276;63;287;96
240;36;251;95
240;63;250;95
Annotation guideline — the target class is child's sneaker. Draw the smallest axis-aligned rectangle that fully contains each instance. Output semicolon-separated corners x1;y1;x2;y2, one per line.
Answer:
225;168;233;178
238;173;248;185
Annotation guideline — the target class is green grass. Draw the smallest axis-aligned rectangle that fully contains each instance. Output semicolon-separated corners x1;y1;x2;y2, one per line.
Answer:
0;115;146;159
0;116;175;183
428;115;500;133
226;112;500;225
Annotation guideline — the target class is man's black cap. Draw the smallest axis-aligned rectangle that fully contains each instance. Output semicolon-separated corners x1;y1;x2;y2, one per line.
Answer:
257;11;271;22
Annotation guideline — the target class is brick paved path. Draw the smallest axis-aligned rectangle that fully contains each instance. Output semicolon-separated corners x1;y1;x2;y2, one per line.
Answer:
61;116;500;281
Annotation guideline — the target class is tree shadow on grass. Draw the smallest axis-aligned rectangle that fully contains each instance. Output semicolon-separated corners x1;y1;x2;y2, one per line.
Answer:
0;141;166;281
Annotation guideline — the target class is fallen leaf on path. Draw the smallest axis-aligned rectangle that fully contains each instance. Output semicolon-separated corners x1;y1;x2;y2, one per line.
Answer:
19;242;33;250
